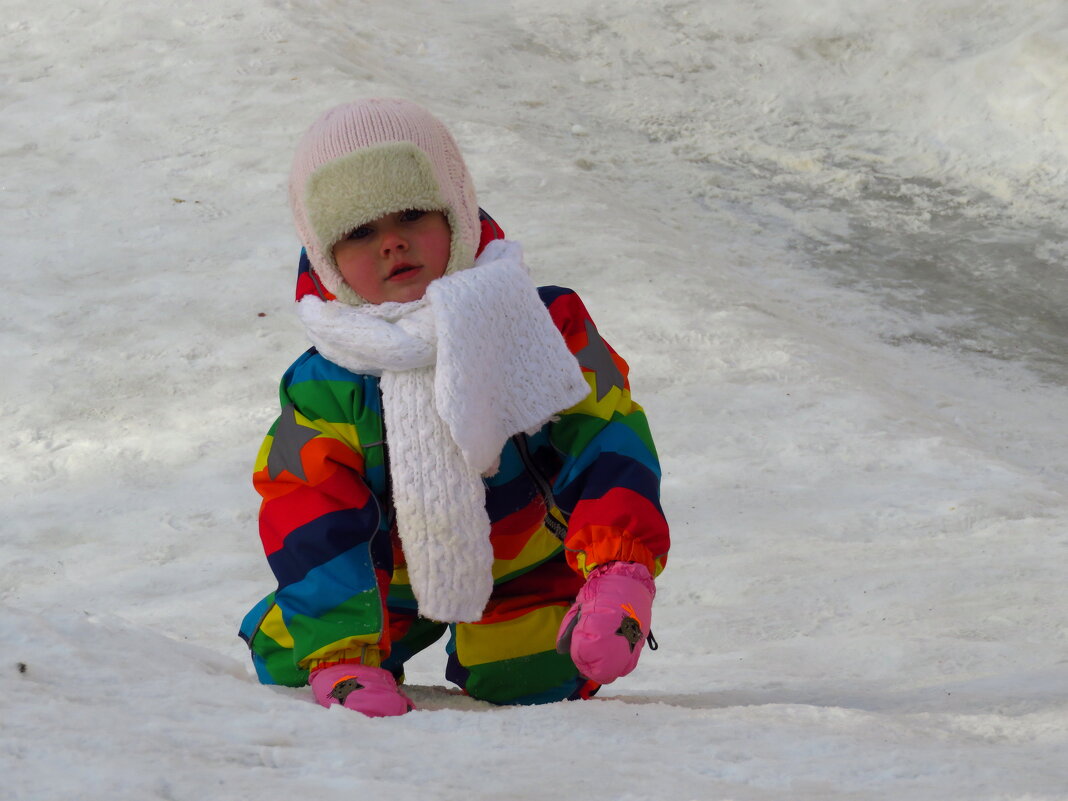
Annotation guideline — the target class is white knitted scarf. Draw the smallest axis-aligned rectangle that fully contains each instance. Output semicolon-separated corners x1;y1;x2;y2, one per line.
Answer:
296;240;589;622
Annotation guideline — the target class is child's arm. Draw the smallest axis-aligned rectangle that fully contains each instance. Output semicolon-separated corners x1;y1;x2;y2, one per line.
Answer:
252;352;389;674
540;288;670;579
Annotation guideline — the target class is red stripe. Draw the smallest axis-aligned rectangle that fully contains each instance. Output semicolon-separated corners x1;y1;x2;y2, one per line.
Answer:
565;487;669;568
476;216;506;256
545;291;590;343
488;501;547;560
259;468;373;556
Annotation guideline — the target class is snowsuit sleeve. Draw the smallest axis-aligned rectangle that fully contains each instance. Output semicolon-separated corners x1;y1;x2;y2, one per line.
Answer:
541;287;670;578
251;351;389;673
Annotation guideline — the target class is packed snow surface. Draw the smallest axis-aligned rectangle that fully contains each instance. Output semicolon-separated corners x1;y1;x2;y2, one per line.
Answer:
3;1;1068;799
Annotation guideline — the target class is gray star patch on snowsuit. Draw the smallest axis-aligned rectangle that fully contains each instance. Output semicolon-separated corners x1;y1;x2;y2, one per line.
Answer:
576;318;625;402
267;403;320;481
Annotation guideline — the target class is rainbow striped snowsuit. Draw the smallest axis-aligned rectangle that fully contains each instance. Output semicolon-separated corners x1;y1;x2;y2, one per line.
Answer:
240;279;668;705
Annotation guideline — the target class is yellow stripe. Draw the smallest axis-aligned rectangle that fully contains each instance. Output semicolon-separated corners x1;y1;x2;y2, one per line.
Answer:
455;605;566;667
575;551;591;577
567;373;634;420
389;528;562;589
309;418;362;453
490;527;563;580
253;434;273;473
259;603;294;649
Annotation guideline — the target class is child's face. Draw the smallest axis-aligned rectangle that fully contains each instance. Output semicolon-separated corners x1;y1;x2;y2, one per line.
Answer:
332;209;452;304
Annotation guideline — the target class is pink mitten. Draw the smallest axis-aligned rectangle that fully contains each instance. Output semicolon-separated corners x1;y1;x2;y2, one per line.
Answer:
556;561;655;684
309;664;415;717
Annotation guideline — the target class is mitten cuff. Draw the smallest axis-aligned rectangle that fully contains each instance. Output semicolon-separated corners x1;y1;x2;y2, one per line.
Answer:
590;561;655;596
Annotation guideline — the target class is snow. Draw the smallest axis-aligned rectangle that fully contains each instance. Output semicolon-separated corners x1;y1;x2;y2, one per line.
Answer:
3;1;1068;799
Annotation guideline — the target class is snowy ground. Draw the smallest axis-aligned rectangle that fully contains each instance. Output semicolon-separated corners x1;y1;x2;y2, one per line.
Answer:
3;1;1068;799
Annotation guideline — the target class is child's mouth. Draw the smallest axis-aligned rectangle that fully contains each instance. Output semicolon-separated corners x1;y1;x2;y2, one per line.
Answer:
387;264;420;280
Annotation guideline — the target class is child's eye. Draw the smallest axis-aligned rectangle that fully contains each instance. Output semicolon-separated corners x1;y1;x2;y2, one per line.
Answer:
399;209;426;222
346;225;373;240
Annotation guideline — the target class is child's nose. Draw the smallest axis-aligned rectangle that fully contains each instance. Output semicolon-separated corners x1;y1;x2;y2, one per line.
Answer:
381;231;408;256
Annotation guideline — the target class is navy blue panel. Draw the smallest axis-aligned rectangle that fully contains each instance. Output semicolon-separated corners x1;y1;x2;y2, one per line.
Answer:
554;452;663;514
537;285;574;307
484;470;540;522
267;506;379;590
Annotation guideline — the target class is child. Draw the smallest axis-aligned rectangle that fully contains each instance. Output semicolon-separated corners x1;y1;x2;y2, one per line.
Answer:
239;98;669;716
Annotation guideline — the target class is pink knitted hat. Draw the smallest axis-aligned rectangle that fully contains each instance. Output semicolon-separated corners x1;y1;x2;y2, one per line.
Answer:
289;98;480;305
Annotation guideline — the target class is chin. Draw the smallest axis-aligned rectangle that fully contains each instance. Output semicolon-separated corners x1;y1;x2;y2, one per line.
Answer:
392;287;429;303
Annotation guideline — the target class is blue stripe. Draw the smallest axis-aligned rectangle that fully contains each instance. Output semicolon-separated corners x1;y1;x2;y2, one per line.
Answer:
285;350;380;390
364;463;389;516
554;419;660;482
484;438;527;484
268;507;380;590
239;593;275;643
251;652;277;685
364;380;382;414
276;545;379;622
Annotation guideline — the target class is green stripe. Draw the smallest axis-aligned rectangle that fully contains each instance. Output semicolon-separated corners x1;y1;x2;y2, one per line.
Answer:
287;378;369;422
550;409;645;456
253;628;309;687
285;587;383;659
617;408;657;457
463;649;578;705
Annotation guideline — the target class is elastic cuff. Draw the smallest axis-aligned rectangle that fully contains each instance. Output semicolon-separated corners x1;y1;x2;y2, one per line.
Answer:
306;647;380;674
567;529;657;578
